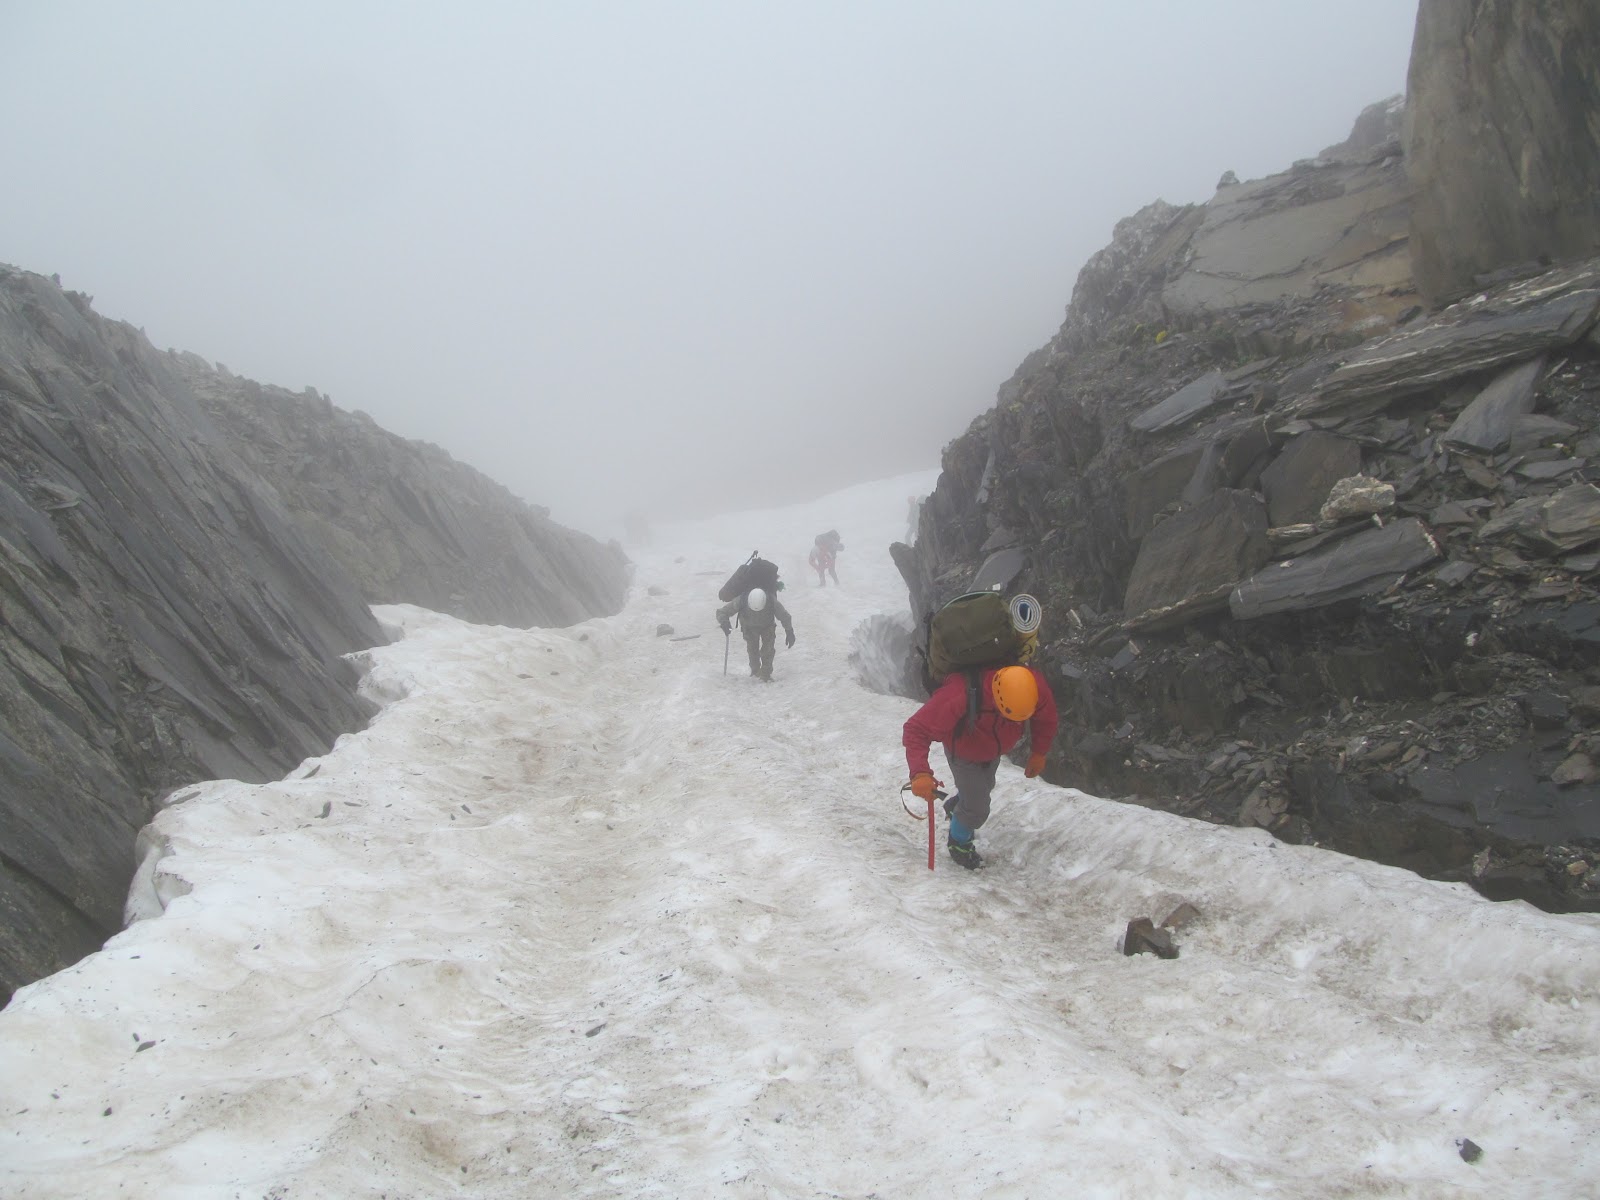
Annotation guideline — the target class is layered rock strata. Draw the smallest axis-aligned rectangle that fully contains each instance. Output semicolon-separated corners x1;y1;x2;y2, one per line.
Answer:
896;93;1600;910
0;267;628;1001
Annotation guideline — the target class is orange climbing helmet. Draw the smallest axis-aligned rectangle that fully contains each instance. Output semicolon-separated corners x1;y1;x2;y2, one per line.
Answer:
991;665;1039;722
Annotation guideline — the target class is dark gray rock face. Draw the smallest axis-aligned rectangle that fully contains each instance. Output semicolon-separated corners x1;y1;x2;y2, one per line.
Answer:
0;269;381;1001
1130;370;1228;435
1443;358;1546;453
1306;284;1600;416
1162;144;1411;320
1406;0;1600;302
0;267;627;1003
1229;519;1441;620
1124;490;1269;629
896;67;1600;912
1259;432;1361;526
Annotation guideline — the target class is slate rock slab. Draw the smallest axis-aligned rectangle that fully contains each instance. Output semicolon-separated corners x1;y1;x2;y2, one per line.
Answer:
1478;483;1600;554
1230;518;1441;619
1131;369;1229;434
1260;431;1362;526
1124;490;1270;630
1442;357;1546;452
1305;289;1600;415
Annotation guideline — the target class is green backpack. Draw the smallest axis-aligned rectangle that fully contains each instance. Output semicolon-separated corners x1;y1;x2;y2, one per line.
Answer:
919;589;1032;736
924;590;1023;683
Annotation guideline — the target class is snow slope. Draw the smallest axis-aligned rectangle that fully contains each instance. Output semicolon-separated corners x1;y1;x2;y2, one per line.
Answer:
3;470;1598;1198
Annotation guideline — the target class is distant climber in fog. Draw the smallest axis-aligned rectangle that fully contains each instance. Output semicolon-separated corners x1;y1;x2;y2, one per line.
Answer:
809;529;843;586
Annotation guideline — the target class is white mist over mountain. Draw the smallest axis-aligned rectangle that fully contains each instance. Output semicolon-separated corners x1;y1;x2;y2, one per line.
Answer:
0;2;1419;535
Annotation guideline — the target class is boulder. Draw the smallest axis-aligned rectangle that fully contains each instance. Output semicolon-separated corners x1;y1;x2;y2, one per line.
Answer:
1477;484;1600;555
1509;413;1579;455
1319;475;1395;523
1126;442;1209;540
1122;917;1179;959
1124;415;1272;539
1321;95;1405;163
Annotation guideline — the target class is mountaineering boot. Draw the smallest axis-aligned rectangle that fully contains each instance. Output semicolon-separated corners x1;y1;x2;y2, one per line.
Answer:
944;794;983;867
948;838;982;870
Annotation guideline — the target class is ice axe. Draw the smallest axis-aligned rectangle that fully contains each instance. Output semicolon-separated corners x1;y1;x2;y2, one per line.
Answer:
899;782;948;871
722;629;730;676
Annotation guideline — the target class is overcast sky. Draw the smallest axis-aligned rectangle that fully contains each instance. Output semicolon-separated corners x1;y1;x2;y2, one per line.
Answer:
1;2;1418;536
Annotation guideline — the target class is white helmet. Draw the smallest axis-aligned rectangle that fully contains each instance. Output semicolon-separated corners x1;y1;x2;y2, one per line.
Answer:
746;588;768;612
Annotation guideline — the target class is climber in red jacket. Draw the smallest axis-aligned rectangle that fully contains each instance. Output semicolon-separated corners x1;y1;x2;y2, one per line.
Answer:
903;664;1058;870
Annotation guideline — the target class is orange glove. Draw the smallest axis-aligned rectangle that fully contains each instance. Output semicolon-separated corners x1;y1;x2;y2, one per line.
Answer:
1025;753;1047;778
909;772;941;801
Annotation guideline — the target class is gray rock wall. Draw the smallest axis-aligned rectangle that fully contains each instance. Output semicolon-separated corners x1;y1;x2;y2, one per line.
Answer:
897;62;1600;910
1406;0;1600;302
0;267;629;1003
0;268;384;1001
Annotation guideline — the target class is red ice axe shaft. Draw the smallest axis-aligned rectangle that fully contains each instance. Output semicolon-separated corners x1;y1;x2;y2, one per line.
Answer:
899;783;945;871
927;787;948;871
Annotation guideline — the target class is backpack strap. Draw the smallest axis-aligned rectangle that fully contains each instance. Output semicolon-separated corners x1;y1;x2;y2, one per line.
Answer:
954;669;981;740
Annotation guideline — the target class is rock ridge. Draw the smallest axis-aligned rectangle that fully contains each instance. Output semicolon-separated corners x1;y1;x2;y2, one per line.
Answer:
896;50;1600;911
0;266;628;1002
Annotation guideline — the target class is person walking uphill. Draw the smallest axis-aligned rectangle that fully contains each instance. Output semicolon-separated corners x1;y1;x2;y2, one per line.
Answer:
809;530;843;587
903;664;1057;869
717;587;795;682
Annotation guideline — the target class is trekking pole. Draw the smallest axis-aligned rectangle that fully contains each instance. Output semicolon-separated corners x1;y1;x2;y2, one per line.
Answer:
723;630;730;676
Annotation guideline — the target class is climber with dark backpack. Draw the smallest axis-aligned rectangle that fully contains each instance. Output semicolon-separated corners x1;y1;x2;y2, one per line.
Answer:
718;551;782;603
715;552;795;681
902;589;1056;869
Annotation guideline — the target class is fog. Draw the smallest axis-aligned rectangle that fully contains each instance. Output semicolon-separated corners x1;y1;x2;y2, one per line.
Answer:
1;2;1417;538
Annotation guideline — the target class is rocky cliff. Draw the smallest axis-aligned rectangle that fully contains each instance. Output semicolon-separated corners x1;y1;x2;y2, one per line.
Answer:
896;73;1600;909
170;357;628;629
0;267;628;1002
1406;0;1600;302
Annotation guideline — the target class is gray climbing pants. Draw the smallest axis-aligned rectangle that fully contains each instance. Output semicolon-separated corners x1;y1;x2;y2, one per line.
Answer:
948;753;1000;832
743;626;775;678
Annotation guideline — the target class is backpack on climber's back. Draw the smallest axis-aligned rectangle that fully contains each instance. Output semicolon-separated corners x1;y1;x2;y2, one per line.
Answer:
920;589;1043;734
718;552;782;603
925;590;1018;679
922;590;1032;687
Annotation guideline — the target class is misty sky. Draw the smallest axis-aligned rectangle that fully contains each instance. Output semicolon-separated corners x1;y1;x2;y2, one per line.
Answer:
1;2;1417;536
